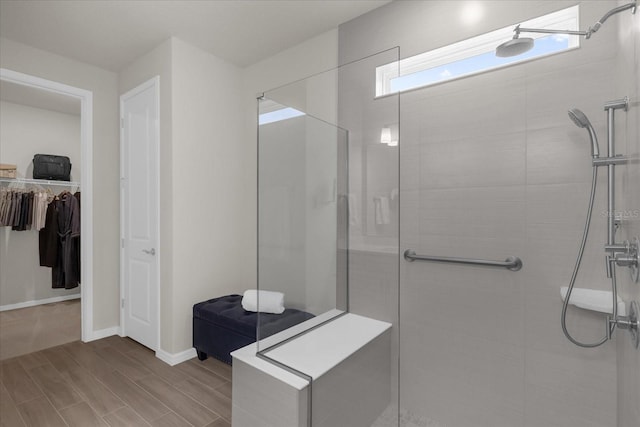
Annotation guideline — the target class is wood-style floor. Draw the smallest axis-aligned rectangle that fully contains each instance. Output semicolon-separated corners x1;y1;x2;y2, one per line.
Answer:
0;299;81;360
0;335;232;427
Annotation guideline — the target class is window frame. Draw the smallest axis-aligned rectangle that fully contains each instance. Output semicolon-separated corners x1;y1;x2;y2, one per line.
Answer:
375;5;580;97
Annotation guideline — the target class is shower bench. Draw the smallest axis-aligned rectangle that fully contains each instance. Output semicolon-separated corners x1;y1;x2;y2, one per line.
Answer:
231;312;392;427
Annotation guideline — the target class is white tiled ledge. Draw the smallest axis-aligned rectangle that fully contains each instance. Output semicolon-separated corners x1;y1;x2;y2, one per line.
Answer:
231;309;344;390
263;313;391;380
560;286;626;316
231;311;391;390
348;237;398;255
348;244;398;255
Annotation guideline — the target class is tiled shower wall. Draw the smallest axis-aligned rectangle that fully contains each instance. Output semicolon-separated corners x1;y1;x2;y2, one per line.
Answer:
614;1;640;425
340;1;638;426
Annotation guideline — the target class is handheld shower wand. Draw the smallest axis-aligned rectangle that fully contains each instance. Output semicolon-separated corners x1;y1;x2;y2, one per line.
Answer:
568;108;600;158
563;104;639;348
561;108;607;348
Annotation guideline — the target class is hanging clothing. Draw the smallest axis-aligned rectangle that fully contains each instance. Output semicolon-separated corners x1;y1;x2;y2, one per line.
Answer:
39;200;59;267
0;188;50;230
74;191;81;279
1;184;80;289
13;191;32;231
51;192;81;289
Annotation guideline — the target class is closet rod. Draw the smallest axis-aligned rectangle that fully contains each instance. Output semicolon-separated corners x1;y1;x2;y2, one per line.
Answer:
0;177;81;188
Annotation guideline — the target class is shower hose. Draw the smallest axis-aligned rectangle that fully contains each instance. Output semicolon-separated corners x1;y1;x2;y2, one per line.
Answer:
561;166;618;348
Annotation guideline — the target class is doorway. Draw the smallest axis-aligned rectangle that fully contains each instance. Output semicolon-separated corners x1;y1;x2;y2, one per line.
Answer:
0;68;94;357
119;76;160;351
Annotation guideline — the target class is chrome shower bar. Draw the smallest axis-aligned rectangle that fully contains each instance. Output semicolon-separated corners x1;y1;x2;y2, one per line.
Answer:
403;250;523;271
605;97;628;247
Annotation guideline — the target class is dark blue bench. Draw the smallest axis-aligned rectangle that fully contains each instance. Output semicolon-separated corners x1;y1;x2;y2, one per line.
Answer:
193;294;314;364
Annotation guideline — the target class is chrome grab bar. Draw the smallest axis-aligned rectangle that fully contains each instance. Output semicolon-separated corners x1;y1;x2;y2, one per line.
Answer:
403;249;523;271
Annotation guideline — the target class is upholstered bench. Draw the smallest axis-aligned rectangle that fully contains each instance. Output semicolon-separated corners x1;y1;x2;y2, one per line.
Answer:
193;294;314;364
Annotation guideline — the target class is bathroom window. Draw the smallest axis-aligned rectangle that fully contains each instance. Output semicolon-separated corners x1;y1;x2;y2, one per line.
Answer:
375;5;579;97
259;107;305;125
258;98;305;125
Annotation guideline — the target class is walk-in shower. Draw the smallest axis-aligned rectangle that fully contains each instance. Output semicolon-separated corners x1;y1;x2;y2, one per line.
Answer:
235;2;639;426
496;1;637;57
562;98;639;349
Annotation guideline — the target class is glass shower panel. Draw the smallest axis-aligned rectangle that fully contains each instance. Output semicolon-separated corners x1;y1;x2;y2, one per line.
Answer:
257;97;347;347
256;47;400;427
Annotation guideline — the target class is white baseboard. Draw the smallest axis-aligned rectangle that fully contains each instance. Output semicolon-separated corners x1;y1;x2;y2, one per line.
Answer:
0;293;81;312
156;347;197;366
85;326;121;342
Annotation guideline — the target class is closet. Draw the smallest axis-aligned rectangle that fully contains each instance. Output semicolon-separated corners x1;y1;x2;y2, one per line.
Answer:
0;78;83;359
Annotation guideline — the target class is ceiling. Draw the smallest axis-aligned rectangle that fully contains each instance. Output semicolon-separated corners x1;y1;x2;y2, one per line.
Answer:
0;0;390;71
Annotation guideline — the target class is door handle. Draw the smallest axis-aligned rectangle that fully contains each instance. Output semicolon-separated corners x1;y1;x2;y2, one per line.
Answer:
142;248;156;256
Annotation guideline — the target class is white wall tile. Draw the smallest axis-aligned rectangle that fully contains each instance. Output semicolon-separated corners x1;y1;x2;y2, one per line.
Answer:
525;60;614;131
524;348;616;427
232;359;307;427
419;78;527;144
419;186;526;239
400;321;525;427
420;132;526;189
313;330;391;427
526;126;597;185
614;3;640;426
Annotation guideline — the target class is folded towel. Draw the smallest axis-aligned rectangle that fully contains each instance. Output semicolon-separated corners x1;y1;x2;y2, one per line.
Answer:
242;290;285;314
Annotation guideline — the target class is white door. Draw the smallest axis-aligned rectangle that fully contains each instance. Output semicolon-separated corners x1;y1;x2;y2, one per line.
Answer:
120;77;160;351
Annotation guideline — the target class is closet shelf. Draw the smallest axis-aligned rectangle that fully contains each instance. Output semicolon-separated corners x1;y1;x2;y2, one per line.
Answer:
560;286;626;316
0;177;80;188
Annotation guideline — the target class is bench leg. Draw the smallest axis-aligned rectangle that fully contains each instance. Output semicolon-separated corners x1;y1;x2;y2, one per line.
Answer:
196;349;208;361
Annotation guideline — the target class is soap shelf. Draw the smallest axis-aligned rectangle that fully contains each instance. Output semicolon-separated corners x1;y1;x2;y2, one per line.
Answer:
560;287;626;316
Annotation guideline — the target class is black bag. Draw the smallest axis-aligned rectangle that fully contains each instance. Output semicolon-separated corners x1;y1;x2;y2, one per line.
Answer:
33;154;72;181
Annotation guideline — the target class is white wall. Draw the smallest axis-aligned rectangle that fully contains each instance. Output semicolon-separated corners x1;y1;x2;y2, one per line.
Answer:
0;100;80;306
0;101;81;180
170;37;246;353
0;37;120;332
339;1;625;426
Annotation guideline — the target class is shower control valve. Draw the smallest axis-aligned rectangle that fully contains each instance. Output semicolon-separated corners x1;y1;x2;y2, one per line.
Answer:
610;301;640;349
606;239;639;267
605;241;629;253
605;239;639;282
617;238;638;262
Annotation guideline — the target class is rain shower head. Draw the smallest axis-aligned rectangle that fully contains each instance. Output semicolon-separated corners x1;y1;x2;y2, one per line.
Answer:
568;108;600;158
495;36;534;57
496;1;637;58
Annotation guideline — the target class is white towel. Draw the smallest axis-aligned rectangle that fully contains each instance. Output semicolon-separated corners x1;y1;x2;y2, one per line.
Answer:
242;290;285;314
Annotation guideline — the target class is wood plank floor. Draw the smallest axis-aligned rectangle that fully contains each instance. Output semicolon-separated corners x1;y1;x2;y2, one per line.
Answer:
0;336;232;427
0;299;81;360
